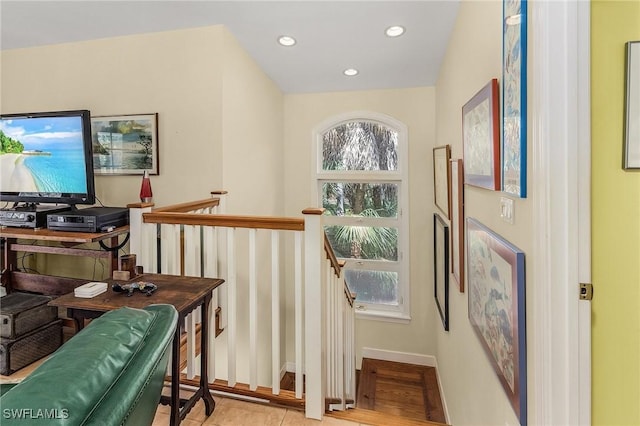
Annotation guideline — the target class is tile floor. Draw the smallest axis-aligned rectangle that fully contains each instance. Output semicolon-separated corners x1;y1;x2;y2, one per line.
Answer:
152;392;362;426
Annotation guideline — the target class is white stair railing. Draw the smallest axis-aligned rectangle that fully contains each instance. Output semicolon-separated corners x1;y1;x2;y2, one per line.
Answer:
128;195;356;420
322;236;357;412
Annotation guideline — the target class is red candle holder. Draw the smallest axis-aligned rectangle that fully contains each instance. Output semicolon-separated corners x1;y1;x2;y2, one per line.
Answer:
140;170;153;203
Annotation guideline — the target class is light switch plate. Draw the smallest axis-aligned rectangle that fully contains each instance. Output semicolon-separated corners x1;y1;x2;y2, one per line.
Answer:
500;196;514;224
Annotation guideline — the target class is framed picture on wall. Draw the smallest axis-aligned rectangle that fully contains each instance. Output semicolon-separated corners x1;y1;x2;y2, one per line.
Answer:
502;0;528;196
624;40;640;169
467;217;526;426
433;145;451;218
462;79;501;190
91;113;159;175
450;159;465;292
434;213;449;331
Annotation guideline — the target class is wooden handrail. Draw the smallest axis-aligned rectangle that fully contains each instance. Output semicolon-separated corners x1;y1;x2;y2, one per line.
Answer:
322;233;355;307
136;197;354;304
152;198;220;213
324;233;342;276
142;212;305;231
302;207;325;215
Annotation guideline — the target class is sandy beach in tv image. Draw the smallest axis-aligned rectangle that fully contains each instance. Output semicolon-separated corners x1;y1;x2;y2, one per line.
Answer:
0;153;38;192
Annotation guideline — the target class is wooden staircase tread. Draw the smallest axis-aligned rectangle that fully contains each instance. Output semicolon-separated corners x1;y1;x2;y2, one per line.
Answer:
326;407;449;426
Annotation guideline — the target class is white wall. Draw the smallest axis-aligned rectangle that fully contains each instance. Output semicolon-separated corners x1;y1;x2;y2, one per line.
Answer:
1;26;226;209
283;87;437;366
220;28;284;216
434;2;534;425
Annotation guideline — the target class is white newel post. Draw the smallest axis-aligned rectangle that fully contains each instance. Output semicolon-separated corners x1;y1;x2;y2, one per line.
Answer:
303;208;326;420
127;203;153;273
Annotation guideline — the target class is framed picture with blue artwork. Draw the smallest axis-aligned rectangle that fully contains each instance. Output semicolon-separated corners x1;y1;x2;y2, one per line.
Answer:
467;217;526;425
624;40;640;169
502;0;528;197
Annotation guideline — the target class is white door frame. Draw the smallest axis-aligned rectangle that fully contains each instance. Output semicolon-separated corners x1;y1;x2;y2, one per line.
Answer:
531;1;591;425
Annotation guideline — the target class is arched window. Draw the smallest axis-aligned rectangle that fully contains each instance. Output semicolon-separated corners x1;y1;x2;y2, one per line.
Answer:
314;112;409;320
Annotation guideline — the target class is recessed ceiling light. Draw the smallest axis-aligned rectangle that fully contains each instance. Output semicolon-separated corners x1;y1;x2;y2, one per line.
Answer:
343;68;359;77
277;35;296;47
385;25;405;37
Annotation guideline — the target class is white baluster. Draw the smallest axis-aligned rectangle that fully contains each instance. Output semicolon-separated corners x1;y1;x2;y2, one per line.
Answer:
336;273;344;410
186;312;196;379
295;231;303;399
271;230;281;395
249;228;258;391
203;223;217;383
160;223;180;275
146;222;158;274
326;260;333;401
227;228;237;387
184;224;198;276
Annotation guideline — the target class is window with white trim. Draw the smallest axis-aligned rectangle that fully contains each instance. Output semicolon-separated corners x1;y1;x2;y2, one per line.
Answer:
314;113;410;320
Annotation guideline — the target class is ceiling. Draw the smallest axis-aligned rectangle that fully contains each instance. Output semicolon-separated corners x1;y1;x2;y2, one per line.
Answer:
0;1;460;94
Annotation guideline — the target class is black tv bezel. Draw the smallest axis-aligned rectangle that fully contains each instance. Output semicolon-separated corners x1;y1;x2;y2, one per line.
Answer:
0;109;96;207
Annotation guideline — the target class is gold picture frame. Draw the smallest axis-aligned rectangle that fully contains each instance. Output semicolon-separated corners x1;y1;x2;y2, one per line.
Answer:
433;145;451;219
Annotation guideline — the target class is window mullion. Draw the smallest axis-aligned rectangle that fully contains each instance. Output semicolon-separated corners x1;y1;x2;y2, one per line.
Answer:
323;216;398;227
318;173;402;182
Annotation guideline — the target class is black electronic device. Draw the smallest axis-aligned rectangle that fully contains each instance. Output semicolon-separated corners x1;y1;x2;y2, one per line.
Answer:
0;205;72;229
47;207;129;233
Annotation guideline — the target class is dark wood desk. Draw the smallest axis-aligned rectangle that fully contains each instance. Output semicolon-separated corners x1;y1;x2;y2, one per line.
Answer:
49;273;224;426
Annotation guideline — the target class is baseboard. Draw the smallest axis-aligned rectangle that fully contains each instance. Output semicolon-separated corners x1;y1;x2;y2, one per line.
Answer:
361;347;436;367
281;362;297;379
432;357;450;425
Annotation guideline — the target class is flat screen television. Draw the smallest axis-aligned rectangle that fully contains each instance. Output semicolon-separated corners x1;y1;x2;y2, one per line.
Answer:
0;109;96;208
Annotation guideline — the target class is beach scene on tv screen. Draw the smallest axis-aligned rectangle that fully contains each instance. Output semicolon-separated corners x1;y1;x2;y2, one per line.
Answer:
0;116;88;194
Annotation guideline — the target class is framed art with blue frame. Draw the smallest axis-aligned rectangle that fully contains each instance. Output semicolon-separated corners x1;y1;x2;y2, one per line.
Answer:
467;217;526;425
502;0;528;197
624;40;640;169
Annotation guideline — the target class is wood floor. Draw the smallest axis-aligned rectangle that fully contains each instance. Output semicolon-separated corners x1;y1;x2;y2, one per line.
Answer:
281;358;446;425
356;358;446;424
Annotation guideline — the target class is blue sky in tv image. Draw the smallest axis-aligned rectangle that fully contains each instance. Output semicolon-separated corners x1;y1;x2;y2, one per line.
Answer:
0;115;89;194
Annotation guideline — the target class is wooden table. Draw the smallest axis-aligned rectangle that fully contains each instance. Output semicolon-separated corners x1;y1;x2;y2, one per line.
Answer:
1;225;130;295
49;273;225;426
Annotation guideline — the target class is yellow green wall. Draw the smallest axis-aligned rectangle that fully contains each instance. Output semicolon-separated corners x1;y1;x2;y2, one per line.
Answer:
592;1;640;424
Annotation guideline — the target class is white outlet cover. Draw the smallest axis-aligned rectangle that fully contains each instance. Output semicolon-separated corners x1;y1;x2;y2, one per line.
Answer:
500;196;514;224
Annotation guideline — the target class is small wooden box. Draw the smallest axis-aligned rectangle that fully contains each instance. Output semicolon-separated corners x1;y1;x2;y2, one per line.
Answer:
0;319;62;376
0;292;58;339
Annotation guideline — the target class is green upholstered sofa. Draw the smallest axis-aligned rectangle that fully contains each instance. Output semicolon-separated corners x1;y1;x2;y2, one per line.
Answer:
0;304;178;425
